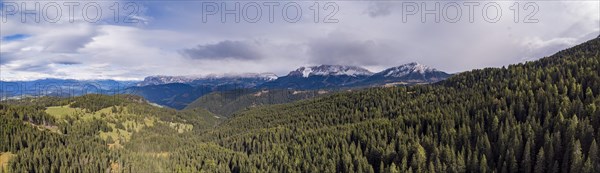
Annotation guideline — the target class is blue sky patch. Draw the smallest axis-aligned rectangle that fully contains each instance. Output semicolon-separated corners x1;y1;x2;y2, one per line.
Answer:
3;34;31;41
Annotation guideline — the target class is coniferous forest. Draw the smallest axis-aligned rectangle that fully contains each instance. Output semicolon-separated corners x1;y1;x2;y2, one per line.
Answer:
1;37;600;172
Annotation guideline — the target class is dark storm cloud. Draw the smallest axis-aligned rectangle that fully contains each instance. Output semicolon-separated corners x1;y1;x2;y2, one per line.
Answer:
181;40;264;60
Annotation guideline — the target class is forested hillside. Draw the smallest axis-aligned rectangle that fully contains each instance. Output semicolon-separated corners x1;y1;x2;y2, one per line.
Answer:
184;89;332;117
197;36;600;172
0;95;222;172
0;37;599;172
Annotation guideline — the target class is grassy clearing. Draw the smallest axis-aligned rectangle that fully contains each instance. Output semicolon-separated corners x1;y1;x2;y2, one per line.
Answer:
0;152;15;170
46;105;120;121
45;106;83;119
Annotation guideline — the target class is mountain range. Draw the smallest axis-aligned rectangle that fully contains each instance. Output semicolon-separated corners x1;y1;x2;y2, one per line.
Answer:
135;63;449;89
0;63;451;109
261;63;450;89
127;62;451;109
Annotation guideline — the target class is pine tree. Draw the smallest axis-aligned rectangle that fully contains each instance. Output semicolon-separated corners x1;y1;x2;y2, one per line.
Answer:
522;140;533;173
411;143;427;171
588;140;599;173
427;162;435;173
534;148;545;173
570;140;584;173
479;155;488;173
508;150;518;173
583;158;593;173
389;163;399;173
550;161;559;173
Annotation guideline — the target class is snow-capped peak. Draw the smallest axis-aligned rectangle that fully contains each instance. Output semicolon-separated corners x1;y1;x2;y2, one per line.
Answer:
289;65;374;78
381;62;438;77
202;73;278;80
137;73;278;86
138;75;195;86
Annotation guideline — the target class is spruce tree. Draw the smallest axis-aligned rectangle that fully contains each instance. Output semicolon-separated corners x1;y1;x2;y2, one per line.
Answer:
570;140;584;173
534;148;545;173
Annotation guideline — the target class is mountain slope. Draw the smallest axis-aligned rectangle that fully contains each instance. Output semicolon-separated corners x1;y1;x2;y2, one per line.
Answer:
184;89;332;117
0;94;222;172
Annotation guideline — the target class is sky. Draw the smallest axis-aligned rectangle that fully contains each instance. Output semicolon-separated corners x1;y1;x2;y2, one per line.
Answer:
0;0;599;81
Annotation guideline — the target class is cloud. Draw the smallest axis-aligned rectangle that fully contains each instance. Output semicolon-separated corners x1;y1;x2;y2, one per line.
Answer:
0;22;98;54
13;63;51;72
181;40;265;60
